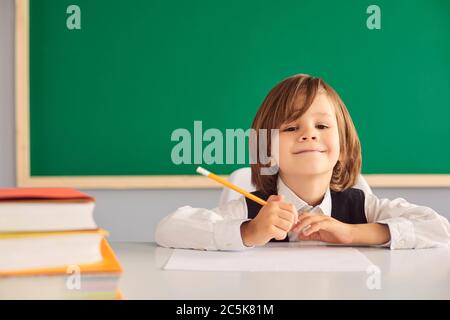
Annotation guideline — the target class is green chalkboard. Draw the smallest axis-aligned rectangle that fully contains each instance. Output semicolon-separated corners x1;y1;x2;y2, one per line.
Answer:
23;0;450;186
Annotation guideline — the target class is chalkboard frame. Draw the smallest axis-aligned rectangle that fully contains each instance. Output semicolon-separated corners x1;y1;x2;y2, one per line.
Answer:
15;0;450;189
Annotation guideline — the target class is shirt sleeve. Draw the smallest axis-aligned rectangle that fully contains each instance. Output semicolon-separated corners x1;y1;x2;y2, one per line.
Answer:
364;192;450;249
155;196;253;251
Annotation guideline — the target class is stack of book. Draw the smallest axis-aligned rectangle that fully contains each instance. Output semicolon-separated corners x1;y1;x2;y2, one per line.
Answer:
0;188;123;299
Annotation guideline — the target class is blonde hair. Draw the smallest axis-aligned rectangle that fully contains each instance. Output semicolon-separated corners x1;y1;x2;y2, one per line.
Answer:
250;74;362;195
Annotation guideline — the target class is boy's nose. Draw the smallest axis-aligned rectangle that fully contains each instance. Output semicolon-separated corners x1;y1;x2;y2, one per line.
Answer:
299;135;317;141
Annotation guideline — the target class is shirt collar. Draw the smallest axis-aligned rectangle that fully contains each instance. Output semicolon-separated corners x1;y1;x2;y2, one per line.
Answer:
276;176;332;216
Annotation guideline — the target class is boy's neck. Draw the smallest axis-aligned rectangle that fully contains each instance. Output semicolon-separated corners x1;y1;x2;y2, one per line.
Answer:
279;171;332;207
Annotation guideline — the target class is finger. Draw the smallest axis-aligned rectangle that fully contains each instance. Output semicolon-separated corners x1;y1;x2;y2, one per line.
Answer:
297;232;314;241
297;212;317;222
295;212;315;227
277;208;297;225
297;212;326;224
309;232;322;241
274;233;287;240
294;216;327;233
303;221;327;236
267;194;285;203
298;230;322;241
267;195;280;202
273;216;292;232
278;202;295;212
297;231;310;240
313;232;323;241
280;204;299;225
271;226;287;240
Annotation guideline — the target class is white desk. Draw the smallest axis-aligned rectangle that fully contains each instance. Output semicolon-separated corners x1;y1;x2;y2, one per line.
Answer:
111;242;450;300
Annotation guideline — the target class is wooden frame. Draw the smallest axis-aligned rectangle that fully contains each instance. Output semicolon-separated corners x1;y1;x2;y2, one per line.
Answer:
15;0;450;189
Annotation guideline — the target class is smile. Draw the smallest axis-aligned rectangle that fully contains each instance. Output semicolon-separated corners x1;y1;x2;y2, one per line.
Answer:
293;150;326;155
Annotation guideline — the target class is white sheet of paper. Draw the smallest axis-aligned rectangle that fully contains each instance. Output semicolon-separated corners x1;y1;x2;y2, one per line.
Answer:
163;243;374;272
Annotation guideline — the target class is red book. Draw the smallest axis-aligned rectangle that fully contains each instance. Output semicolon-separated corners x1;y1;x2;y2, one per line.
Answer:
0;188;94;202
0;188;97;232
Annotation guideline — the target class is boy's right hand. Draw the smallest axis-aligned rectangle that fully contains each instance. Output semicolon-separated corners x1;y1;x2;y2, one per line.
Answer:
240;195;298;247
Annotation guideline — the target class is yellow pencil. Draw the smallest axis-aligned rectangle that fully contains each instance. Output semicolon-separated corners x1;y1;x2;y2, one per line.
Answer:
196;166;268;206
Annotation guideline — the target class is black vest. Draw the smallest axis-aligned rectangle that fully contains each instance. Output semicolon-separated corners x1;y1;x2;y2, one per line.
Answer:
245;188;367;242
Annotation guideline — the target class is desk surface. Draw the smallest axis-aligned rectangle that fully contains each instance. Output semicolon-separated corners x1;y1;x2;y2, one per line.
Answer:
111;242;450;300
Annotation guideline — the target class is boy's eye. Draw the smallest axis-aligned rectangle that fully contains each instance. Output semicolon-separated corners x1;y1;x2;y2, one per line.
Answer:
282;124;328;132
283;126;297;132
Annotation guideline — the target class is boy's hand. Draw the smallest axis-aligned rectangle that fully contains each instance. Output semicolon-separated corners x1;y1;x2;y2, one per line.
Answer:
292;212;354;244
241;195;298;247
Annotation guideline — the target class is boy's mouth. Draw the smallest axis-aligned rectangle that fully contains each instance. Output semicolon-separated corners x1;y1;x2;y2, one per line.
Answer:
292;149;326;155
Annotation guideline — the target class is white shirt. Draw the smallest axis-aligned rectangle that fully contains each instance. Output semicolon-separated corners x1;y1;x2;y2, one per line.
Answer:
155;177;450;251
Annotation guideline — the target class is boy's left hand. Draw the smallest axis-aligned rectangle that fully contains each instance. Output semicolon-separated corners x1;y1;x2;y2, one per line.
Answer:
292;212;354;244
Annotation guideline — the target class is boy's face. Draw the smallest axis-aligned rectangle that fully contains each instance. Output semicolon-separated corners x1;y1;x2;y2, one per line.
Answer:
274;93;340;178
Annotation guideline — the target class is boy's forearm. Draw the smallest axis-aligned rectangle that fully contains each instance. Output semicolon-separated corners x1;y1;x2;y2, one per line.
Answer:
350;223;391;246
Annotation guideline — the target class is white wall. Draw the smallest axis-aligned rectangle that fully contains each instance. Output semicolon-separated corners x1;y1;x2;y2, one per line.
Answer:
1;0;448;241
